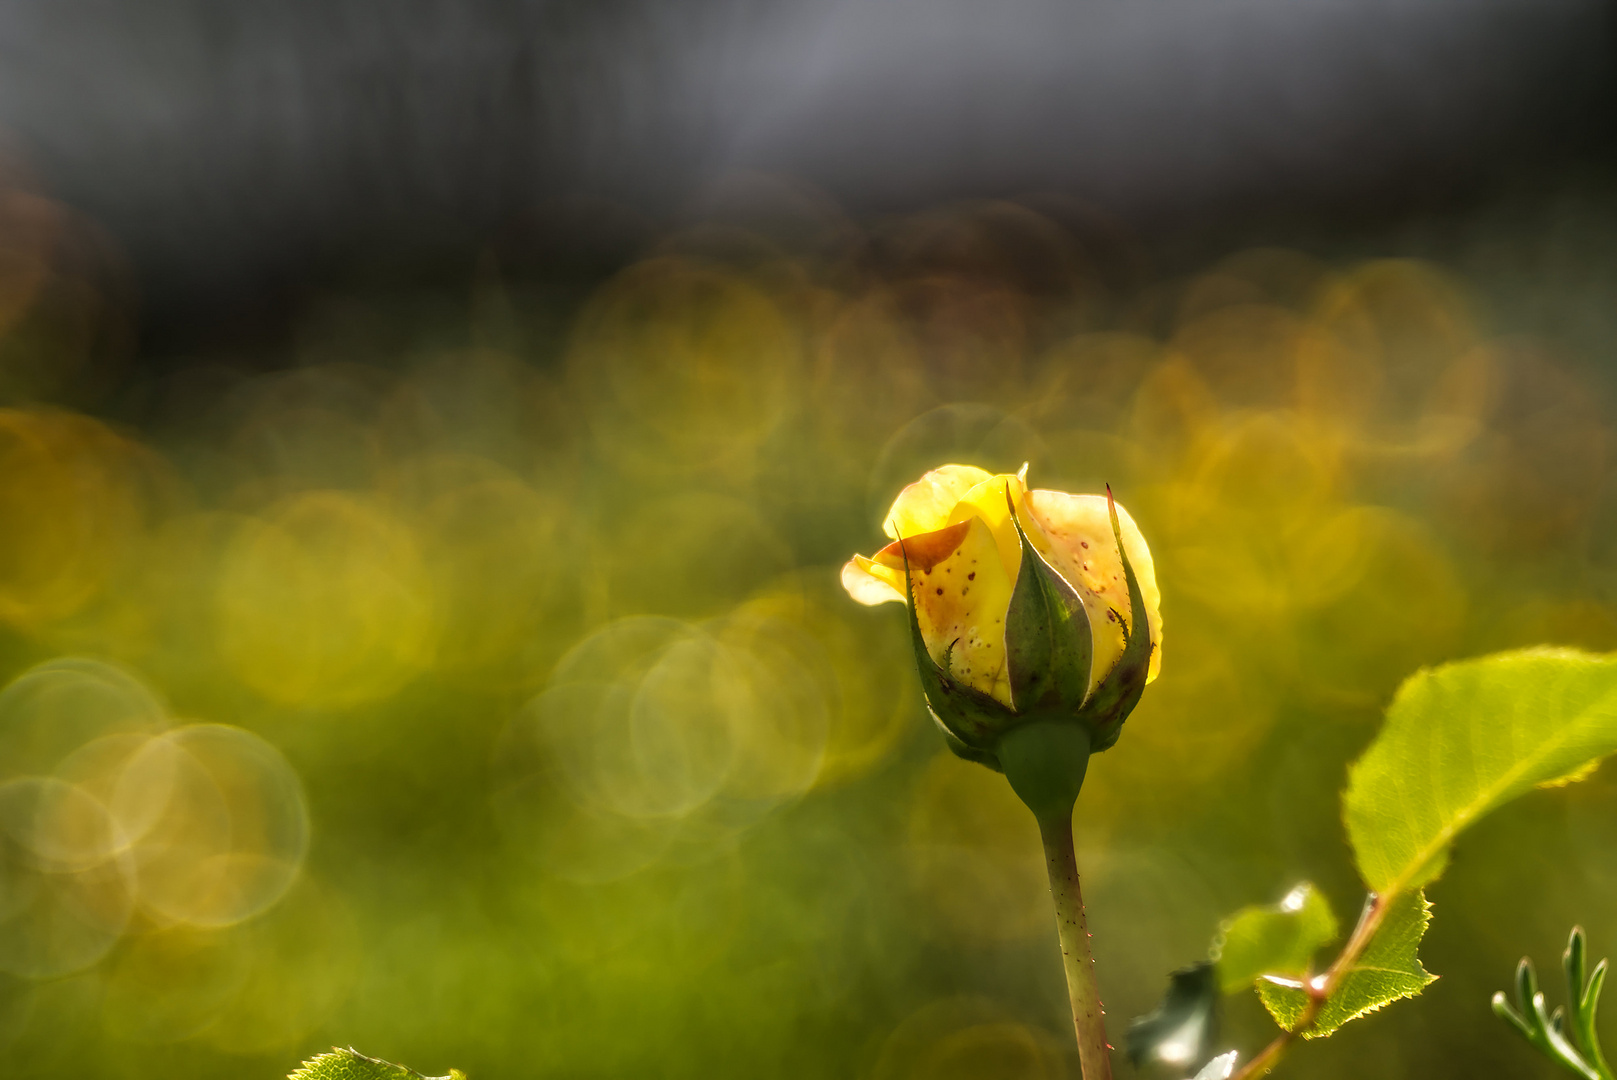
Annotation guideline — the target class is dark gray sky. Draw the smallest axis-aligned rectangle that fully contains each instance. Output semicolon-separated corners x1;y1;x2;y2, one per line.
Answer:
0;0;1610;320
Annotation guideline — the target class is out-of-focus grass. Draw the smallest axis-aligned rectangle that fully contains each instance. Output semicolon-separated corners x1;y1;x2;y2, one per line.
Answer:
1;174;1616;1079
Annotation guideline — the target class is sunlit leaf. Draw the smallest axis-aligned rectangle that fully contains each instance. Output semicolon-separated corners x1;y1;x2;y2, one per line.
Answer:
1215;882;1339;993
288;1047;466;1080
1257;890;1435;1038
1346;648;1617;897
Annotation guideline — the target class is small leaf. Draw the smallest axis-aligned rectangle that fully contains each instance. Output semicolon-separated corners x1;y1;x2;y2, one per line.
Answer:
1492;941;1608;1080
288;1047;465;1080
1494;989;1537;1040
1004;500;1091;712
1215;882;1340;993
1585;958;1608;1018
1258;890;1436;1038
1345;649;1617;898
1127;962;1220;1071
1518;956;1540;1014
1567;926;1588;1007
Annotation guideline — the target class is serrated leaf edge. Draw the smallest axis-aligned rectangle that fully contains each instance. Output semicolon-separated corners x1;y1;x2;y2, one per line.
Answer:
1348;647;1617;898
288;1047;461;1080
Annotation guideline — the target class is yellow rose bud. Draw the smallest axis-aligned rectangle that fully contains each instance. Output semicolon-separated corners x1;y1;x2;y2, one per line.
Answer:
842;464;1162;782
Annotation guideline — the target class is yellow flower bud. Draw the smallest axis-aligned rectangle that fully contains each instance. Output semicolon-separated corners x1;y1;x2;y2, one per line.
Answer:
842;464;1162;773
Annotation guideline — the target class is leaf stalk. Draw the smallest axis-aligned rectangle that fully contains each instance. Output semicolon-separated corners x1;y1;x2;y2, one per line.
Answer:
1230;892;1390;1080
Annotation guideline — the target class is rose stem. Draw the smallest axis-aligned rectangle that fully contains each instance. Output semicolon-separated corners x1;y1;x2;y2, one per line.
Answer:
1038;809;1113;1080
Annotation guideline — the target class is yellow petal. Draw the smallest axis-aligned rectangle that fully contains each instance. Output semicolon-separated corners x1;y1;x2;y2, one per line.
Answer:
841;555;905;606
1022;490;1164;687
882;464;993;540
945;473;1031;582
869;517;1016;706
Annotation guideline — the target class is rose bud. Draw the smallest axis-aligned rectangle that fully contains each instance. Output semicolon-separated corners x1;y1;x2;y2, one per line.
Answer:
842;464;1161;815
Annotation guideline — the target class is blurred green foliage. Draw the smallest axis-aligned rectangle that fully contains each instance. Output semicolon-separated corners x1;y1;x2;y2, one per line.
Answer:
0;173;1616;1079
1215;884;1338;995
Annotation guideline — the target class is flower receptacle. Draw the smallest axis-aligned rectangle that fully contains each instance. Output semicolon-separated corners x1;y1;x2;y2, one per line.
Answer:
998;719;1093;822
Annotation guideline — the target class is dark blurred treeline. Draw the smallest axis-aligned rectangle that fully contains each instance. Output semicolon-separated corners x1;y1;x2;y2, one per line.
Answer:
0;0;1609;353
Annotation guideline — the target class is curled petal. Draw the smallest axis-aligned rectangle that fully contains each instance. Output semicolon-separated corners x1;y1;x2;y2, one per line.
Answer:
1023;489;1163;687
841;556;904;606
946;473;1031;583
882;464;992;541
870;517;1015;707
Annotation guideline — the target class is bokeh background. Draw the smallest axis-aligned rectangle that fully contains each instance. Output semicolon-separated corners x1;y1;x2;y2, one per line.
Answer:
0;1;1615;1077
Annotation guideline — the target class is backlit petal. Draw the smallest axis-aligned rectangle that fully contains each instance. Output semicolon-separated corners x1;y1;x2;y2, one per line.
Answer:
870;517;1015;706
946;473;1031;582
841;555;905;606
882;464;993;540
1022;489;1163;687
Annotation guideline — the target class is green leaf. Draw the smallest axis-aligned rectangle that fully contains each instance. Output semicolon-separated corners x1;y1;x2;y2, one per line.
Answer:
1345;648;1617;898
1004;502;1091;713
1258;890;1436;1038
1215;882;1340;993
288;1048;466;1080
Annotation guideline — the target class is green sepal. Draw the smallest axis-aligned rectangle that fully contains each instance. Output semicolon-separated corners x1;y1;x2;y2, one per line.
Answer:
899;537;1015;766
936;720;1004;773
1004;492;1092;713
1076;487;1154;751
